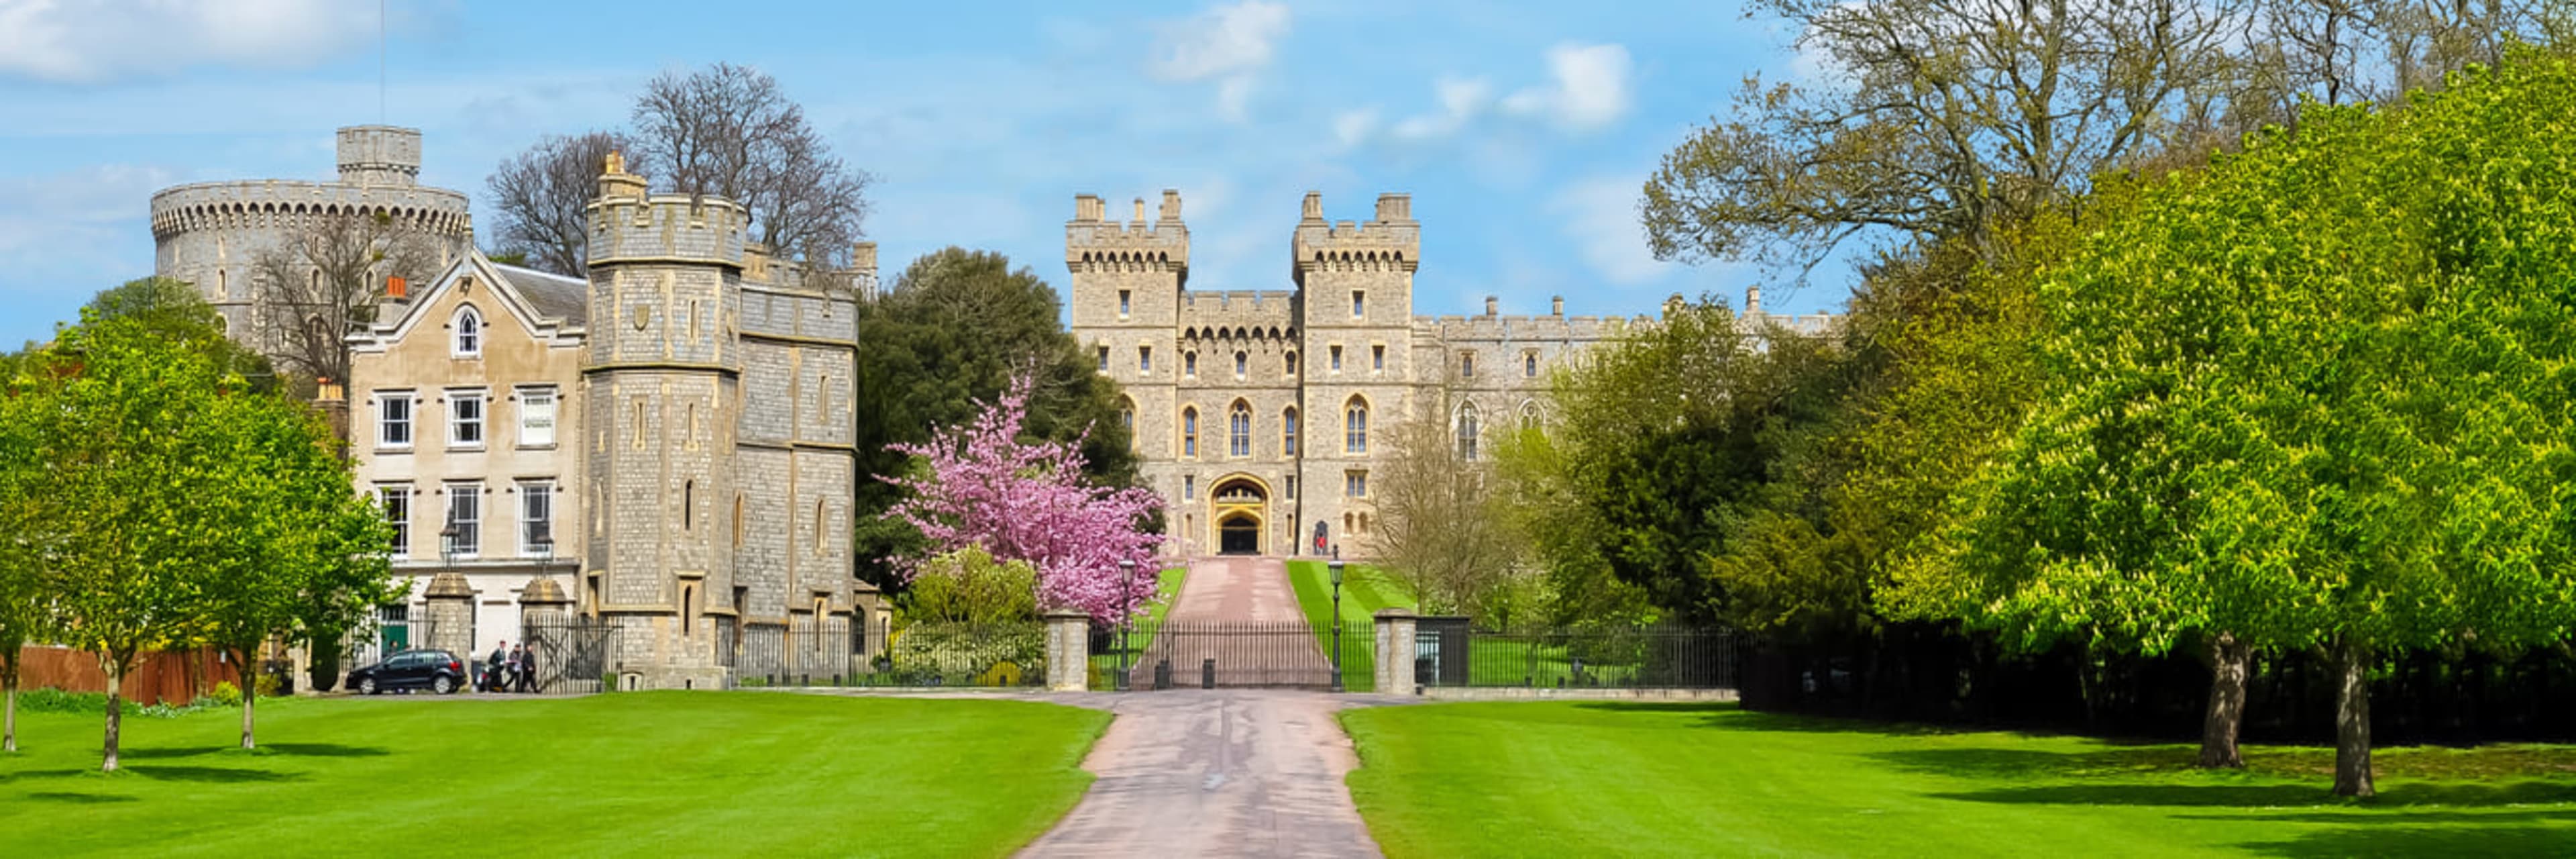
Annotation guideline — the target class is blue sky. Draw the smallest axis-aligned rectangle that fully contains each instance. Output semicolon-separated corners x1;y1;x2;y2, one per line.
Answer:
0;0;1850;347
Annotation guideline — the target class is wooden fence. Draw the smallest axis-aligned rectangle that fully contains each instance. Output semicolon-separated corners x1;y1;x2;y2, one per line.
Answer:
15;646;244;705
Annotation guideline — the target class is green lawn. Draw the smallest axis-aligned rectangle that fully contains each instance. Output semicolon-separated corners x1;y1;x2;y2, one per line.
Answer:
1089;566;1187;687
1286;560;1414;693
1340;701;2576;858
0;692;1108;858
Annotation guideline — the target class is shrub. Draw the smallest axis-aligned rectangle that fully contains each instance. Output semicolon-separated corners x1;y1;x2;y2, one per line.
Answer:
207;680;244;707
888;623;1044;686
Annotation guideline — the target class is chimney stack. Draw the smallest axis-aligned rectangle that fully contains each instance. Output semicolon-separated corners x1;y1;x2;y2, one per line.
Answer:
1485;295;1499;316
1550;295;1564;316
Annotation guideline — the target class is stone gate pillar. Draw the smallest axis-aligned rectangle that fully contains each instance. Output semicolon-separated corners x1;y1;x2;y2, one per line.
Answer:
1044;610;1092;692
517;577;572;629
423;573;476;659
1375;608;1417;696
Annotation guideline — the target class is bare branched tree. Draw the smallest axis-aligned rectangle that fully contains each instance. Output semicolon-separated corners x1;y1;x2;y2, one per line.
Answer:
486;131;645;276
249;210;443;387
1373;387;1536;625
633;62;873;268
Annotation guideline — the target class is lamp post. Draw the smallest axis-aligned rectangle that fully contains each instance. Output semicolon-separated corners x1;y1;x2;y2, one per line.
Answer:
1119;558;1137;691
1329;558;1345;692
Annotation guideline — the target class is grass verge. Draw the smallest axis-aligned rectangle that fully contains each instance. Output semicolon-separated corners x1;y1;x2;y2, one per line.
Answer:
1088;566;1187;687
1286;560;1414;693
0;691;1109;858
1340;701;2576;858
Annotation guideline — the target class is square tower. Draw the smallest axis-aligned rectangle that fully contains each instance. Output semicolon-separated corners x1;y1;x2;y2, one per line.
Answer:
1068;191;1189;497
1293;193;1419;556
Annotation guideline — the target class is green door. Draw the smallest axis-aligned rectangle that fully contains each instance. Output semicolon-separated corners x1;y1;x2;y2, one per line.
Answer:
380;623;409;654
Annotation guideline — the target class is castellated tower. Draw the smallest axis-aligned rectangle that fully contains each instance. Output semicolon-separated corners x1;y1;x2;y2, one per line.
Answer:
1068;192;1191;538
1295;193;1419;556
580;155;861;689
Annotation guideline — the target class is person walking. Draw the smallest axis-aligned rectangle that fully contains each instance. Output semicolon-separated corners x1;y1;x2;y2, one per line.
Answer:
516;642;539;693
504;644;523;694
485;641;508;693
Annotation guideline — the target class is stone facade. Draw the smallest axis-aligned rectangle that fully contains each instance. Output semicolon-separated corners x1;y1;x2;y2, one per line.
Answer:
344;152;877;689
347;249;590;660
150;126;472;353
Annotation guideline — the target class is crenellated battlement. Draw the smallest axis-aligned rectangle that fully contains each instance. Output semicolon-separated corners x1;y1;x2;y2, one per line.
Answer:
1291;191;1419;283
1067;189;1189;277
584;160;749;269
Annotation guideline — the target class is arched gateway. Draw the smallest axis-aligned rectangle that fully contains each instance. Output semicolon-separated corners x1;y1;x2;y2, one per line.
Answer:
1210;475;1269;555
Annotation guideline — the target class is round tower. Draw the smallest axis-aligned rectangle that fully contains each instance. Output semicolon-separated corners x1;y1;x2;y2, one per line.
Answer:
580;154;745;690
148;125;470;347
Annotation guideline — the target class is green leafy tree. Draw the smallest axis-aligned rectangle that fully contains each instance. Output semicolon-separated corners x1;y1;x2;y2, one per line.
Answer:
191;389;396;748
84;277;276;391
0;381;56;753
1911;52;2576;796
898;546;1040;625
852;248;1138;585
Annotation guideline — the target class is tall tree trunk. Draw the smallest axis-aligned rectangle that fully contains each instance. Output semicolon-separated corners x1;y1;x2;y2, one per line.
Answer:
235;647;257;750
102;667;123;772
2332;641;2375;797
2199;632;2250;768
4;672;17;754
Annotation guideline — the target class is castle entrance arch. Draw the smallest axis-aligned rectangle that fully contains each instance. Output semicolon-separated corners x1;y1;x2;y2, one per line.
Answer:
1210;476;1269;556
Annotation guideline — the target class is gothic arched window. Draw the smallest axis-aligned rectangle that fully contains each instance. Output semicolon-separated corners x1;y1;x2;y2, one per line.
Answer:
1344;397;1369;454
1229;401;1252;457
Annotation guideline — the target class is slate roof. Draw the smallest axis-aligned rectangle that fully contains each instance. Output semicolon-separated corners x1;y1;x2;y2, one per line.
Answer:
489;262;589;327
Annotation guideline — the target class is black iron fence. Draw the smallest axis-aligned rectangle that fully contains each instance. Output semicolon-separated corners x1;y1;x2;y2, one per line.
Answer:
733;619;873;687
515;619;622;695
1125;621;1368;690
1415;623;1743;690
856;621;1049;688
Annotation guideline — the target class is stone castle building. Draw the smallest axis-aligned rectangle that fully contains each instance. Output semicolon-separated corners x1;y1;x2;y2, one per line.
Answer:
344;154;881;688
150;126;472;351
1067;190;1834;559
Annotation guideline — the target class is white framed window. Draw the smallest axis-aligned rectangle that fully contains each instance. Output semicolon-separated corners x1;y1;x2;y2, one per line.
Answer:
1345;398;1368;454
378;391;415;449
378;485;411;558
1228;401;1251;458
445;483;482;558
520;481;555;556
452;306;482;357
448;389;486;448
1345;470;1368;499
518;387;557;448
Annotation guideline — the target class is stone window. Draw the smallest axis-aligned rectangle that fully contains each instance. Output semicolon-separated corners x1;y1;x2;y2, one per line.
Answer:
1344;397;1368;454
1183;407;1199;458
814;499;828;556
1120;399;1136;450
378;391;415;449
1139;345;1153;372
1183;474;1196;502
1234;351;1247;379
1351;290;1365;318
1457;402;1481;462
1329;345;1343;372
1285;475;1297;500
378;485;411;558
445;483;481;558
1185;351;1197;377
683;480;696;531
519;481;554;556
452;306;482;357
1345;470;1368;499
1119;289;1132;318
1525;352;1540;378
734;495;746;548
1461;352;1476;378
1229;401;1252;458
1372;344;1385;372
448;389;486;448
1097;346;1110;372
1285;351;1299;376
518;387;557;448
1283;406;1299;456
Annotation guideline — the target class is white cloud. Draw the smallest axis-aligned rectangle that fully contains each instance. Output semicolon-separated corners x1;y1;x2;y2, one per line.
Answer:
1550;175;1669;286
1145;1;1291;123
1146;1;1290;81
0;0;381;83
1503;43;1634;131
1391;76;1490;142
1332;109;1377;148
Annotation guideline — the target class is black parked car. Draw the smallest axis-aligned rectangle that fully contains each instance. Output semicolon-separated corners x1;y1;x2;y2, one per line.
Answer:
346;649;468;695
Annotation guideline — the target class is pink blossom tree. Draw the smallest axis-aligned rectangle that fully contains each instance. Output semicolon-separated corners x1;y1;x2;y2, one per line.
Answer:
885;373;1166;623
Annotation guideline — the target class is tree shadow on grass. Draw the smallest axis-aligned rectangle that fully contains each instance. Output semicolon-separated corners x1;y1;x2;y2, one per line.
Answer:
2233;825;2576;858
2176;809;2576;825
1571;702;1956;737
1869;746;2194;779
1931;780;2576;809
123;765;302;783
24;791;138;803
123;742;387;760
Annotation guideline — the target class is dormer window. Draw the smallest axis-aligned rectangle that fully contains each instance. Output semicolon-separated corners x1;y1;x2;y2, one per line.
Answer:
453;306;482;357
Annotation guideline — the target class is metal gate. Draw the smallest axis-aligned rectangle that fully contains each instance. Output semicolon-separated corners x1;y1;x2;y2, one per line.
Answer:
1126;621;1367;690
519;618;622;695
